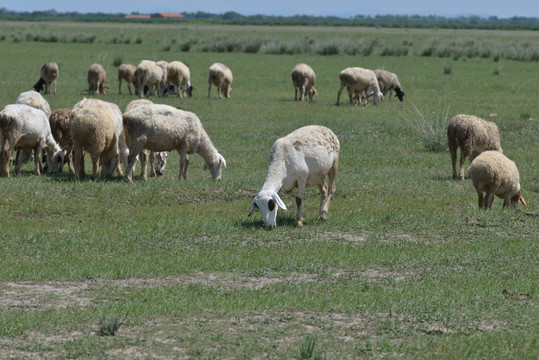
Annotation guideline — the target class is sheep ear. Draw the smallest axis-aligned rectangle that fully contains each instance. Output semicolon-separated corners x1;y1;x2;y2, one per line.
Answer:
248;199;258;217
519;195;527;208
273;193;287;211
219;154;227;168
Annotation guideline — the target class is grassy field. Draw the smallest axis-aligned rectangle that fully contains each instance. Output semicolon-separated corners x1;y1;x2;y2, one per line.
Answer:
0;21;537;359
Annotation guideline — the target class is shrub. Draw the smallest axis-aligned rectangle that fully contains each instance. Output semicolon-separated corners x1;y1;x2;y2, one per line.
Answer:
406;101;451;152
113;56;123;67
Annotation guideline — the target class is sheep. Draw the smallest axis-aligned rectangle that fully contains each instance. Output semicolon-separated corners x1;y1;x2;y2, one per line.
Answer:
447;114;502;180
33;61;59;95
118;64;137;95
468;151;526;210
123;103;226;182
336;67;383;106
0;104;65;178
87;63;108;95
16;90;51;118
249;125;340;228
48;108;75;174
208;63;233;99
134;60;166;98
70;98;126;181
167;61;193;98
373;69;405;102
291;63;317;102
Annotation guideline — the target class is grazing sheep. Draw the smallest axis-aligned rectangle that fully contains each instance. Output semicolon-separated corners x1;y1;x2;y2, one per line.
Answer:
87;63;108;95
291;63;317;102
123;103;226;182
447;114;502;180
70;98;125;180
208;63;233;99
118;64;137;95
373;69;405;102
336;67;383;106
468;151;526;210
134;60;166;98
167;61;193;98
249;125;340;228
16;90;51;118
33;61;59;95
0;104;65;177
48;108;75;173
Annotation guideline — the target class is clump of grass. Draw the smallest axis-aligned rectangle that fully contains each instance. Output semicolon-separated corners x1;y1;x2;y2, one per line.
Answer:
443;64;452;75
135;37;143;44
113;56;123;67
407;101;451;152
97;314;128;336
161;44;171;52
298;336;324;359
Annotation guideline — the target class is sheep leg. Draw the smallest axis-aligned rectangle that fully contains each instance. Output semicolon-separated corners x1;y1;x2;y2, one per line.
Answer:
34;144;43;176
318;164;338;221
208;81;212;98
295;182;307;227
485;193;495;210
218;84;223;99
127;83;133;96
294;87;298;101
119;79;122;95
149;151;157;177
178;149;190;180
300;85;306;101
53;80;57;95
449;143;458;179
126;143;143;182
73;145;83;181
335;84;345;105
91;153;100;181
14;147;24;177
140;151;149;181
1;139;11;178
458;149;468;180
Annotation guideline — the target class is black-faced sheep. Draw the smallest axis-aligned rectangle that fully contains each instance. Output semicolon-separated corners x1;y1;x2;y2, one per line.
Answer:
0;104;65;178
249;125;340;228
167;61;193;98
123;104;226;182
291;63;317;102
373;69;405;102
118;64;137;95
447;114;502;180
336;67;383;106
468;151;526;210
87;63;108;95
33;61;59;95
208;63;233;99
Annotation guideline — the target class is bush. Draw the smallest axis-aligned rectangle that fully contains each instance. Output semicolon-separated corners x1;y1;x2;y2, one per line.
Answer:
113;56;123;67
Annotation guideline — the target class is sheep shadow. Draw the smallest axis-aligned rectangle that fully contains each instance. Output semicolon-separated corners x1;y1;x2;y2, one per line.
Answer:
239;215;299;229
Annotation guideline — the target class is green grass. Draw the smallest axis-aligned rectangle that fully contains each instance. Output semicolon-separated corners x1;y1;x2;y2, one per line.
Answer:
0;21;537;358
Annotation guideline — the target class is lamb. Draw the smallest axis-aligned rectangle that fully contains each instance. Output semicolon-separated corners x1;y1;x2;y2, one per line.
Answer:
0;104;65;178
70;98;126;180
291;63;317;102
336;67;383;106
249;125;340;228
123;103;226;182
48;108;75;174
118;64;137;95
134;60;166;98
468;151;526;210
447;114;502;180
87;63;108;95
167;61;193;98
373;69;405;102
33;61;59;95
208;63;233;99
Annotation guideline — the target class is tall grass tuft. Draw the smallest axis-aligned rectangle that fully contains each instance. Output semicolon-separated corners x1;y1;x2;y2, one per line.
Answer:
298;336;323;359
97;314;128;337
113;56;123;67
406;101;451;152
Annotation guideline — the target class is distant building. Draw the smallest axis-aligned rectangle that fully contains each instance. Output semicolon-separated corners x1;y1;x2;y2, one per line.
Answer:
125;12;184;20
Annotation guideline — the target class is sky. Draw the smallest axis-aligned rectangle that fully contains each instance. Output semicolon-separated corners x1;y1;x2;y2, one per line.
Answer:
1;0;538;19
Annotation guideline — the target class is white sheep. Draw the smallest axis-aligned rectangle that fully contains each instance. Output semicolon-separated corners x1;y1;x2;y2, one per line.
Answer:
447;114;502;180
118;64;137;95
70;98;126;180
208;63;233;99
16;90;51;118
87;63;108;95
291;63;317;101
373;69;405;102
336;67;383;106
167;61;193;98
123;103;226;182
468;150;526;210
134;60;166;98
33;61;59;95
0;104;65;178
249;125;340;228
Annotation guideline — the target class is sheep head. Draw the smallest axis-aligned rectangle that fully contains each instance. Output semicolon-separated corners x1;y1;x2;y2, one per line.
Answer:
373;91;384;105
45;149;67;174
308;87;317;101
510;190;527;209
249;190;287;228
205;153;226;180
33;78;45;93
395;87;405;101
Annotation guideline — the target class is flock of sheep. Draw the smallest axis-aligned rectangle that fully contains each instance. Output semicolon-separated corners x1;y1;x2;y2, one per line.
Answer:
0;59;527;229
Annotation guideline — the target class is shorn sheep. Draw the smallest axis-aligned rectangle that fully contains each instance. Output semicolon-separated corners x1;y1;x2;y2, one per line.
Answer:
291;63;317;102
118;64;137;95
249;125;340;228
167;61;193;98
123;103;226;182
468;151;526;210
87;63;108;95
447;114;502;180
336;67;383;106
373;69;405;102
208;63;233;99
70;98;126;180
0;104;65;177
33;61;59;95
134;60;166;98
